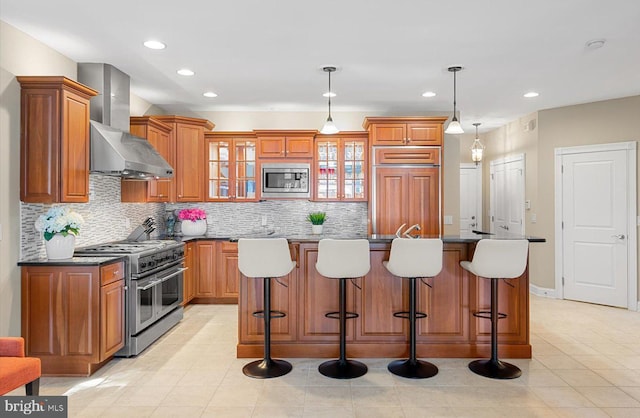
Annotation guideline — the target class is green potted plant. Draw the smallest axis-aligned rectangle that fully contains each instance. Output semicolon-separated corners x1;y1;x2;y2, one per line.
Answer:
307;211;326;235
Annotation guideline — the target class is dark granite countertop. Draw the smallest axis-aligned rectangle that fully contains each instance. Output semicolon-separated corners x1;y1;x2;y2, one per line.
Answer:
18;255;127;267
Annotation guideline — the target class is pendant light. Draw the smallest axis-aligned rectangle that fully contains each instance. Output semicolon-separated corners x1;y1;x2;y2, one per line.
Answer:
320;66;339;134
471;122;485;165
444;66;464;134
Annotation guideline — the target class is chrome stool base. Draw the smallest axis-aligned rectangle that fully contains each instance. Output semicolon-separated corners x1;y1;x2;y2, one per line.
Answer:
243;358;293;379
319;359;368;379
388;358;438;379
468;359;521;379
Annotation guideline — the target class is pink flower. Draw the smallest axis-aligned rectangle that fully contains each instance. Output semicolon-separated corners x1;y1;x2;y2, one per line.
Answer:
178;208;207;222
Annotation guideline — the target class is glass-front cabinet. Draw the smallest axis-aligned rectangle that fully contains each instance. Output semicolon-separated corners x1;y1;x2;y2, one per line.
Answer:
314;134;367;201
205;133;258;201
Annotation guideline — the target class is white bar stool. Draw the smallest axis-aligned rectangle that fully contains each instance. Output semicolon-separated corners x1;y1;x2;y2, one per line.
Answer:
315;239;370;379
383;238;443;379
460;239;529;379
238;238;296;378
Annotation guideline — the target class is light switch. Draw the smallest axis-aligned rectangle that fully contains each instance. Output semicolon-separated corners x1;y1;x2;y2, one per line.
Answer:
444;215;453;225
525;200;531;210
531;213;537;223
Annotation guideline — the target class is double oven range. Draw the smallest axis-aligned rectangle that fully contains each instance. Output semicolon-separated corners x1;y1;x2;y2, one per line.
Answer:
75;240;186;357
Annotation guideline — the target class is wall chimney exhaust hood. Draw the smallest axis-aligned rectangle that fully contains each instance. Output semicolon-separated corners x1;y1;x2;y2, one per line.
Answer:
77;63;174;179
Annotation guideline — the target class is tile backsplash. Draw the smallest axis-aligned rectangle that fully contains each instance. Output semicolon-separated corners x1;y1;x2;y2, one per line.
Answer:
20;175;368;260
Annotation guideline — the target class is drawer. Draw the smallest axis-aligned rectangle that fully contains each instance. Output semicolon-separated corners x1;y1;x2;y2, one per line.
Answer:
374;147;440;165
101;261;125;286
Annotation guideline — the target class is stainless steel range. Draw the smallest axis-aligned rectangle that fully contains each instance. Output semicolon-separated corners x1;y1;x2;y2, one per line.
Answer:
75;240;186;357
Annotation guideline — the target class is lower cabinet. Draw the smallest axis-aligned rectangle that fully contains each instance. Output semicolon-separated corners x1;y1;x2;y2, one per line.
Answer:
182;241;196;305
21;260;125;376
191;240;239;303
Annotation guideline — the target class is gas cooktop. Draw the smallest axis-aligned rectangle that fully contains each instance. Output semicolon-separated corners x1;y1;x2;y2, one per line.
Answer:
75;240;181;254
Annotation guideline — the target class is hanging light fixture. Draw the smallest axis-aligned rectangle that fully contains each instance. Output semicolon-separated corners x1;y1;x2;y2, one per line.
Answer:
444;66;464;134
471;122;485;165
320;66;339;134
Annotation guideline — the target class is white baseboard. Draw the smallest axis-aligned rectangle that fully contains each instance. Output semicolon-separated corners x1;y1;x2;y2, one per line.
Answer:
529;284;559;299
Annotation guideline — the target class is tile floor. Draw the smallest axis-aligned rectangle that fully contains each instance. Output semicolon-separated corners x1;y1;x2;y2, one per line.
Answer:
6;295;640;417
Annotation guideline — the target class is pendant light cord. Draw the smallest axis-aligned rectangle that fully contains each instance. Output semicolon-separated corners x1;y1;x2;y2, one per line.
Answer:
452;69;457;118
327;70;332;119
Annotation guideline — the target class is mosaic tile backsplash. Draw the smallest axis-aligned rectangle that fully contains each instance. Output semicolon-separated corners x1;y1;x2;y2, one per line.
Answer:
21;175;368;260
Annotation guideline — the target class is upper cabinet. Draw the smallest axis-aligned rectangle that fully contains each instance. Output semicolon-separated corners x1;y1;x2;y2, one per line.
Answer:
205;132;258;201
363;117;448;146
121;117;173;202
152;115;214;202
314;133;368;201
18;76;98;203
255;130;316;159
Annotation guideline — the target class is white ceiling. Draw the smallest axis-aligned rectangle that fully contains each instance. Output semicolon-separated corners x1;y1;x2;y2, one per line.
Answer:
2;0;639;132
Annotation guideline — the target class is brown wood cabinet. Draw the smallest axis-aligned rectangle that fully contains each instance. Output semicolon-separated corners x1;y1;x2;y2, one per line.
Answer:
195;240;216;298
21;260;125;376
191;240;239;303
313;133;368;201
182;241;196;305
255;130;315;158
237;241;531;360
216;241;241;299
205;132;259;201
18;76;98;203
363;117;447;146
151;116;214;202
121;117;173;202
374;166;440;236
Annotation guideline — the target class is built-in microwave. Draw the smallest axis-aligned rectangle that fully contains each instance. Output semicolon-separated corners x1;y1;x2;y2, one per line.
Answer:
261;162;310;198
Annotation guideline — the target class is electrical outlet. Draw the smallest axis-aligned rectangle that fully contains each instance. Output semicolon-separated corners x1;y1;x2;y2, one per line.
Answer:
531;213;537;223
261;215;267;226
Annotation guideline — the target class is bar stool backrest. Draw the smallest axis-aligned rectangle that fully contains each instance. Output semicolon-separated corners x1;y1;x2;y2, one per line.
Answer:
469;239;529;279
385;238;443;278
238;238;296;278
316;239;371;279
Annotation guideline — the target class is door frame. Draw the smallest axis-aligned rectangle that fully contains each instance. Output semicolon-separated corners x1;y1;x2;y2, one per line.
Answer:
460;163;483;232
554;141;637;310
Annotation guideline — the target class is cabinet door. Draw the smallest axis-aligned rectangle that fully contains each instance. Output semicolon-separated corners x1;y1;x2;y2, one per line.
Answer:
146;126;171;202
315;139;340;200
100;279;125;359
217;242;240;299
258;137;286;158
406;123;442;146
374;167;408;234
183;242;196;305
341;138;367;201
195;241;216;296
206;139;232;200
370;123;406;145
60;90;91;202
234;139;257;200
176;123;204;201
285;137;313;157
407;167;440;236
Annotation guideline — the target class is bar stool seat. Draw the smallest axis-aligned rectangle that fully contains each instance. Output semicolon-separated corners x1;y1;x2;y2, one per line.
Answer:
460;239;529;379
383;238;443;379
316;239;370;379
238;238;296;379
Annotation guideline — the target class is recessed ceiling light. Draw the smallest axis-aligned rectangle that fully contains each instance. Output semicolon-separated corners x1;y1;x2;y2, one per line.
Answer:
177;68;195;76
322;92;336;98
523;91;539;98
422;91;436;97
203;91;218;98
585;39;606;50
143;40;166;50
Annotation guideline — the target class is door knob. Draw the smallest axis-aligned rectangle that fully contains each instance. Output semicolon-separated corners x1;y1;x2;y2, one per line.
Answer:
470;223;476;227
611;234;626;240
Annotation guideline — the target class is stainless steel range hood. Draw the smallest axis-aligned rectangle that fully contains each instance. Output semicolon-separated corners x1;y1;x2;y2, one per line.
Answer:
78;63;174;179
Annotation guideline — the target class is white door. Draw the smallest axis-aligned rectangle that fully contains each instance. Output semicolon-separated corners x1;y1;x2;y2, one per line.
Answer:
490;155;525;235
460;164;482;233
561;149;629;307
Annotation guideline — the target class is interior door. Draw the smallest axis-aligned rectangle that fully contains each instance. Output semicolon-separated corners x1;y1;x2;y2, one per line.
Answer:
490;155;524;234
460;164;481;233
562;149;629;307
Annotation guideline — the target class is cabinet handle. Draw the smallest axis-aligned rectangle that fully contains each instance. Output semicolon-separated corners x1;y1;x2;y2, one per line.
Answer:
178;195;183;198
407;138;411;143
114;270;119;275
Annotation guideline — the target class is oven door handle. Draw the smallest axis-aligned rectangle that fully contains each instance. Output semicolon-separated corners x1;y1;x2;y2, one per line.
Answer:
139;280;161;291
157;267;188;283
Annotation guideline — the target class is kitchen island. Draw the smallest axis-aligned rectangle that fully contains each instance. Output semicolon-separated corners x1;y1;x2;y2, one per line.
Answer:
236;233;544;359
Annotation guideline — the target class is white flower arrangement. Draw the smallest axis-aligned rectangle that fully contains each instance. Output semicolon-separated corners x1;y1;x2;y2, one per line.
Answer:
34;206;84;241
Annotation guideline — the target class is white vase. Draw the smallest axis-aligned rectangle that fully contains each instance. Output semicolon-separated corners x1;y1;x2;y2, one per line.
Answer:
181;219;207;236
311;224;323;235
45;233;76;260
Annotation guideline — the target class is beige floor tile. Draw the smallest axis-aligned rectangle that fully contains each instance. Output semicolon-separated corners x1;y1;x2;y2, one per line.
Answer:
349;368;396;386
303;406;355;418
115;385;174;407
534;355;588;370
99;406;156;417
353;407;404;418
401;407;457;417
502;368;569;387
304;386;353;407
351;387;400;407
601;407;640;417
395;386;450;407
530;386;595;408
150;405;205;417
201;406;254;417
619;386;640;401
256;384;306;407
552;407;609;417
207;384;262;407
553;369;613;386
572;354;626;370
159;384;216;407
251;406;304;417
574;386;640;407
595;368;640;386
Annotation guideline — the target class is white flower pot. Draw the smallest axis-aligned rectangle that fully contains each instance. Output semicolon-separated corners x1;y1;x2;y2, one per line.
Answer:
45;233;76;260
181;219;207;236
311;225;323;235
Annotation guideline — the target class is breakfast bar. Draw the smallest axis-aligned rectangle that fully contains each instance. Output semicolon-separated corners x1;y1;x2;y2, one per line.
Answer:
236;234;544;360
